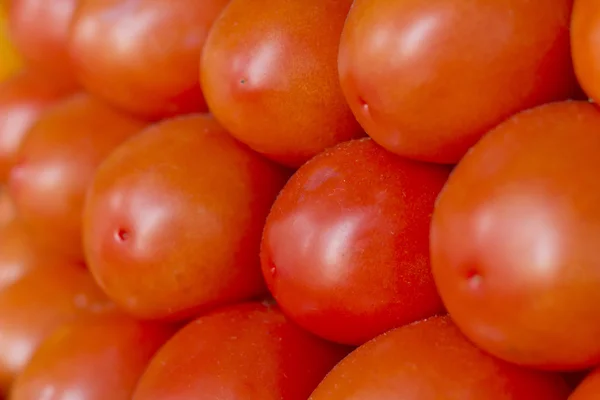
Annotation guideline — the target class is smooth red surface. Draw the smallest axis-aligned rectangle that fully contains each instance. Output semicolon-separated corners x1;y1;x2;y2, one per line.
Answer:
8;0;80;78
10;315;175;400
262;138;449;345
572;0;600;103
431;101;600;370
132;302;349;400
309;316;570;400
201;0;364;168
0;264;114;395
0;187;15;229
339;0;578;163
8;93;146;262
84;115;290;321
0;70;77;183
69;0;229;119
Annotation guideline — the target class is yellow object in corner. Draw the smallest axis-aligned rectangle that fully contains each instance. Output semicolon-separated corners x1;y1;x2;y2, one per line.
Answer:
0;4;22;82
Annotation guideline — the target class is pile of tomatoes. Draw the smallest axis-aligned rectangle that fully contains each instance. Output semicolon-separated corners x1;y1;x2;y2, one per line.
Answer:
1;0;600;398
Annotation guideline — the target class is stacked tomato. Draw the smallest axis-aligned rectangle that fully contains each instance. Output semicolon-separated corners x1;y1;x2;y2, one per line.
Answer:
1;0;600;398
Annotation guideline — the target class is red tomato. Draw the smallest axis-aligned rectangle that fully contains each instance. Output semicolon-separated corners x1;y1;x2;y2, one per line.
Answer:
570;368;600;400
0;70;77;182
310;316;570;400
262;138;449;345
201;0;364;168
339;0;578;164
0;264;114;394
0;187;15;229
132;302;349;400
572;0;600;103
8;93;146;262
10;315;174;400
431;101;600;370
83;115;289;321
8;0;80;78
69;0;229;120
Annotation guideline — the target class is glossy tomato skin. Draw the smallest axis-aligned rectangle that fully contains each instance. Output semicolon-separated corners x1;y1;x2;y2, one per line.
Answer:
132;302;349;400
0;188;15;229
339;0;577;164
83;115;290;321
262;138;449;345
572;0;600;103
201;0;364;168
8;0;80;78
8;93;146;262
0;4;22;82
69;0;229;120
309;316;570;400
431;101;600;370
10;315;175;400
0;264;114;394
0;70;77;182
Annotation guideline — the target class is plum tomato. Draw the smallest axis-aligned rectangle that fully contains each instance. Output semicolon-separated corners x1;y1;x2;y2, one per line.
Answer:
309;316;570;400
7;93;146;262
83;115;290;321
69;0;229;120
8;0;80;79
431;101;600;370
0;70;77;183
572;0;600;103
10;315;175;400
261;138;449;345
0;263;114;395
570;368;600;400
201;0;364;168
132;302;349;400
338;0;578;164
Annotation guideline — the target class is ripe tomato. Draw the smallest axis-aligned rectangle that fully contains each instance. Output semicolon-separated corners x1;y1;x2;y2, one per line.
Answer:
8;93;146;262
309;316;570;400
201;0;364;168
431;101;600;370
8;0;80;79
83;115;289;321
262;138;449;345
0;264;114;394
69;0;229;120
572;0;600;103
10;315;174;400
0;70;77;183
570;368;600;400
0;4;22;82
0;187;15;229
339;0;578;164
132;302;349;400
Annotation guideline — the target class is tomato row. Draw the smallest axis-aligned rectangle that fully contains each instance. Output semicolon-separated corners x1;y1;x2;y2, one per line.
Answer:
1;0;600;399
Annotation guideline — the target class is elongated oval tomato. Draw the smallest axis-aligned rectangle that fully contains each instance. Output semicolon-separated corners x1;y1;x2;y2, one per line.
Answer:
0;264;114;395
84;115;289;321
133;302;349;400
431;101;600;370
0;70;77;183
8;0;80;78
309;316;570;400
572;0;600;103
69;0;229;119
201;0;364;168
262;138;449;345
10;315;174;400
339;0;577;163
8;93;146;262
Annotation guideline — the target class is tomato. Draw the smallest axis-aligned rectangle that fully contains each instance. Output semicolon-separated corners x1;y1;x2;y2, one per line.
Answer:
201;0;364;168
8;0;80;79
338;0;578;164
572;0;600;103
132;302;349;400
570;368;600;399
69;0;228;120
0;263;114;394
7;93;146;262
83;115;289;321
431;101;600;370
0;187;15;229
0;4;22;82
10;315;174;400
261;138;449;345
0;70;77;183
311;316;570;399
